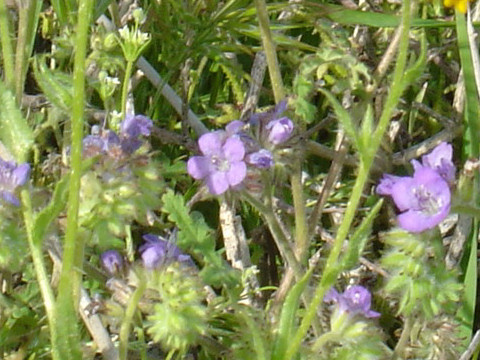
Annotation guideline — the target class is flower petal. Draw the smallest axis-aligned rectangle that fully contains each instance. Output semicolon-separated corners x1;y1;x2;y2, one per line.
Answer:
206;171;229;195
198;131;225;156
12;163;30;187
223;137;245;162
226;161;247;186
187;156;211;179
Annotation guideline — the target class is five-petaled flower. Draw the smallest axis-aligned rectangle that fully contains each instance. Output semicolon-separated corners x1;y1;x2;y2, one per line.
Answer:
139;234;193;269
377;165;451;233
325;285;380;318
0;158;30;206
444;0;472;13
187;131;247;195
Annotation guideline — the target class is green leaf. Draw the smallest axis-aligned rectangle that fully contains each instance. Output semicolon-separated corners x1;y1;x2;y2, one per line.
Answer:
161;190;214;253
317;87;359;149
0;79;34;162
271;268;313;360
33;56;74;112
341;199;383;269
32;174;69;246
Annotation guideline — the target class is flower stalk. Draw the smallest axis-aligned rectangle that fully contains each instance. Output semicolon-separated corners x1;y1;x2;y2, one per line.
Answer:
56;0;94;358
254;0;285;103
285;0;414;357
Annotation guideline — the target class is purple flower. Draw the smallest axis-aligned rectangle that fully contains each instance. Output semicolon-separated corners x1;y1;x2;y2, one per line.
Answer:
139;234;193;269
187;131;247;195
82;134;105;158
100;250;124;276
0;158;30;206
325;285;380;318
266;117;294;145
377;166;451;233
414;142;455;184
245;149;274;169
120;114;153;138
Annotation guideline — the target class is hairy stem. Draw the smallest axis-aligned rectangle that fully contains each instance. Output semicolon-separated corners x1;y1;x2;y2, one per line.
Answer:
0;0;14;91
284;0;413;357
56;0;94;358
254;0;285;103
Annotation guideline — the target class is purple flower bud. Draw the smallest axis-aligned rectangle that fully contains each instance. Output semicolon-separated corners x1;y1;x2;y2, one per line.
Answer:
266;117;294;145
0;158;30;206
139;234;193;269
246;149;274;168
120;114;153;138
187;131;247;195
100;250;124;276
325;285;380;318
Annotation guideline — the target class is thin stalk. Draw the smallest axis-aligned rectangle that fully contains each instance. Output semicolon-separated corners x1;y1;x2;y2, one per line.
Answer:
291;163;308;264
121;60;134;117
0;0;14;91
391;317;412;359
285;0;413;358
119;278;146;360
21;189;61;360
56;0;94;358
242;191;302;279
253;0;285;103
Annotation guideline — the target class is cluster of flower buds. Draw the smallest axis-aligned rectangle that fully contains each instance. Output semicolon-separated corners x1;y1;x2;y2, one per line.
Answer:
83;114;152;162
187;101;294;195
377;142;455;233
100;234;193;276
0;158;30;206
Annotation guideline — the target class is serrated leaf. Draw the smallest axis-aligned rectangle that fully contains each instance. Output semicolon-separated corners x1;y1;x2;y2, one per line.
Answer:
161;190;213;253
0;80;34;162
33;56;73;112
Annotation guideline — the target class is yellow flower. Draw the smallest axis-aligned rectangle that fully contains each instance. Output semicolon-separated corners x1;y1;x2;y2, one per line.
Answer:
444;0;472;13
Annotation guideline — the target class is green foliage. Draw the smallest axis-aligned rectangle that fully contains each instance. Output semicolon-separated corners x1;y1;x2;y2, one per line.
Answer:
381;229;462;318
0;80;34;162
161;189;239;287
145;265;208;352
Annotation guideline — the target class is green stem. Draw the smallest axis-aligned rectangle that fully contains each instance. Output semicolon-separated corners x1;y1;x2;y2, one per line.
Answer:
0;0;14;91
391;317;412;359
242;191;302;280
284;1;413;358
119;277;146;360
21;189;61;360
253;0;285;103
121;60;134;117
56;0;94;358
291;163;308;264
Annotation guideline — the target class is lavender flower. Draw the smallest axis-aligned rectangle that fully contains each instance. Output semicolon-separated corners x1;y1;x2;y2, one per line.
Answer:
245;149;274;169
0;158;30;206
265;117;294;145
414;142;456;184
377;166;451;233
187;131;247;195
100;250;124;276
120;114;152;138
325;285;380;318
140;234;193;269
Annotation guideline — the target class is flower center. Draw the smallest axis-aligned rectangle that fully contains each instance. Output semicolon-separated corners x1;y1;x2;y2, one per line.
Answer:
211;155;230;172
413;185;442;215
